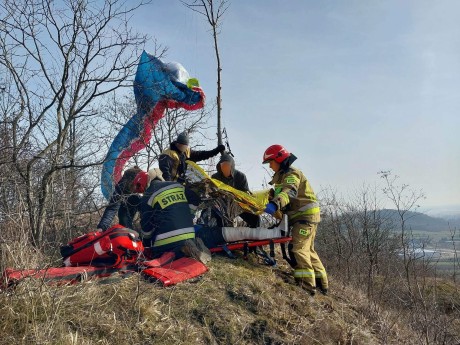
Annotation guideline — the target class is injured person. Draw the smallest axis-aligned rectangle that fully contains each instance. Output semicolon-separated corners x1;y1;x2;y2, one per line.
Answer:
195;215;289;249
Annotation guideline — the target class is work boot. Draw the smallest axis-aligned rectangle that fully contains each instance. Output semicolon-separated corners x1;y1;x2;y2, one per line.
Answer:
315;277;328;295
295;279;316;296
181;238;212;264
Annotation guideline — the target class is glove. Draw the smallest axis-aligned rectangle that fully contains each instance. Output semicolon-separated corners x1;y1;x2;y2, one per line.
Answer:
216;144;226;153
264;202;278;215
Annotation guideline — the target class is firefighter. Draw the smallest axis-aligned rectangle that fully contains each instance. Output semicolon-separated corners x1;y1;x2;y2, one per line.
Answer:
262;144;328;296
211;153;260;228
159;131;225;182
138;168;211;263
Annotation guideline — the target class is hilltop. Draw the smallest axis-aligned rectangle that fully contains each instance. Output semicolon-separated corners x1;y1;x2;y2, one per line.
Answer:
2;253;455;345
373;209;460;232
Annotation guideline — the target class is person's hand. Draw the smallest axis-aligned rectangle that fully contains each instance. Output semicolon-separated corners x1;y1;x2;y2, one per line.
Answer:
217;144;225;153
264;202;278;215
96;228;103;233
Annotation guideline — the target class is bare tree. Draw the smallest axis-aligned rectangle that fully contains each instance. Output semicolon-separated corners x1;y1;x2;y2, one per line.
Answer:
182;0;229;146
379;170;426;297
0;0;149;246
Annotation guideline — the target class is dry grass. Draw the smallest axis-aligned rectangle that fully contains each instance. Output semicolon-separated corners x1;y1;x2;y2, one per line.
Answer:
1;245;442;345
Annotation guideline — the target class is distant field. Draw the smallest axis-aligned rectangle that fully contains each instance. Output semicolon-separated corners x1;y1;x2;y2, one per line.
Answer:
405;229;460;247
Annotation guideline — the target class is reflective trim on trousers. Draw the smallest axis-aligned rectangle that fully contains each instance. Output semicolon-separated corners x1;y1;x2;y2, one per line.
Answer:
294;269;315;278
315;270;327;278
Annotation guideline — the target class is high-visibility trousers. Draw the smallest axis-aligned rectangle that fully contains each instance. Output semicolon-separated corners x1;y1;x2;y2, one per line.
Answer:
290;220;328;290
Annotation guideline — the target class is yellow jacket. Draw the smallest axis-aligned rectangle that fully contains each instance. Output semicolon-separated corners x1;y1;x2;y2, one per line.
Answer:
270;166;320;223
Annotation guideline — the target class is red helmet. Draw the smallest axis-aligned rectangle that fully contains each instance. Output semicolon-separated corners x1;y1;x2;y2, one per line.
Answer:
133;171;148;193
262;144;290;164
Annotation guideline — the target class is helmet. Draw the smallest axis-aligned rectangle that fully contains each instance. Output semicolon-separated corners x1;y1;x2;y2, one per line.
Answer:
133;171;148;193
262;144;290;164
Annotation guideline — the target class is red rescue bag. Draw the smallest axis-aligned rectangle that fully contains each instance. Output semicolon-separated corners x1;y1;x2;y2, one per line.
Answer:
60;225;144;268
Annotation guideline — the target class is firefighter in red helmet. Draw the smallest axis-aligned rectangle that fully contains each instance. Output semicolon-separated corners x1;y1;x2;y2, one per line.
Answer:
263;144;328;296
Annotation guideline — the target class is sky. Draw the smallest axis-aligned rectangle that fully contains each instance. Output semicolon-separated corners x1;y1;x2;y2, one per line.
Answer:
132;1;460;214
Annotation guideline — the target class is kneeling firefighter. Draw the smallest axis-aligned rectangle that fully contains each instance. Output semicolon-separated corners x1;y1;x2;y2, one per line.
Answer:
138;168;211;263
262;144;328;296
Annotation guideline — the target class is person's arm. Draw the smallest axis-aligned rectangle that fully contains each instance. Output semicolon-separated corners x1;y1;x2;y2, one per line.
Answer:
189;144;225;162
271;170;300;210
237;172;250;192
97;188;123;231
159;154;174;181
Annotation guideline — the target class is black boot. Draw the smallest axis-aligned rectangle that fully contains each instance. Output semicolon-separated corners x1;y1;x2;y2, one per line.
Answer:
315;277;328;295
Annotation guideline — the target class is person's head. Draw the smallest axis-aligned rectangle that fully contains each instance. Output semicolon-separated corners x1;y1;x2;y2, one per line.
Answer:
262;144;290;173
120;166;143;193
132;168;164;193
175;131;189;153
216;153;235;178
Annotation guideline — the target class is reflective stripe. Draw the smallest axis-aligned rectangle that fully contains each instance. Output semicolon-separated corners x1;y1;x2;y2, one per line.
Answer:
94;241;106;255
277;191;290;204
294;269;315;278
315;271;326;278
298;202;320;212
292;204;320;218
285;175;300;185
155;227;195;241
64;257;71;267
153;232;195;247
148;184;183;206
152;187;186;209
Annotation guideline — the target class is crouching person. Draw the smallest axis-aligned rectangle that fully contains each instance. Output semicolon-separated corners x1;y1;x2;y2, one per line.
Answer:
138;168;211;264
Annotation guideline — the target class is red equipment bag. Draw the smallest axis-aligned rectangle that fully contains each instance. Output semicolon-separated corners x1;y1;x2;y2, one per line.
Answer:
60;225;144;268
142;256;208;287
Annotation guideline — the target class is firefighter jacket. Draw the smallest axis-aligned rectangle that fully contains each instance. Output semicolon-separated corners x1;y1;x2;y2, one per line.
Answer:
159;142;222;181
139;180;196;252
269;166;320;223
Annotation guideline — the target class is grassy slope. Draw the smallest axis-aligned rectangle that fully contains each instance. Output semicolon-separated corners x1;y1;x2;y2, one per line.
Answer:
0;255;425;345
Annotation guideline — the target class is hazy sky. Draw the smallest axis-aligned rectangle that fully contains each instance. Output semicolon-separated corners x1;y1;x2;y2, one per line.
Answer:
132;1;460;212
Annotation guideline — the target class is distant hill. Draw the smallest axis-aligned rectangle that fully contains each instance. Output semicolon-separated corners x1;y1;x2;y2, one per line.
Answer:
378;209;460;232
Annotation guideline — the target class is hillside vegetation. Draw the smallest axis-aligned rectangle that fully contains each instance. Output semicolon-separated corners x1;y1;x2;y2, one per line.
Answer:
1;247;459;345
0;257;403;345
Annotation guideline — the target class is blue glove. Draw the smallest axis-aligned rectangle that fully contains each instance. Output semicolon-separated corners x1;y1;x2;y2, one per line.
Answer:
264;202;278;215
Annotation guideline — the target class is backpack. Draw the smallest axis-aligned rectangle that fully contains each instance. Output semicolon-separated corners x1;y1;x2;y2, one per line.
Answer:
60;225;144;268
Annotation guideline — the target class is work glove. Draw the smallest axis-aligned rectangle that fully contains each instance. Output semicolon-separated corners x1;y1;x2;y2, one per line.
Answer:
216;144;226;153
264;202;278;215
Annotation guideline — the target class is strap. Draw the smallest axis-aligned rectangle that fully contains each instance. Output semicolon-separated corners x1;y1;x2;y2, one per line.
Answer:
280;242;296;268
222;244;237;259
254;246;277;267
269;240;275;258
